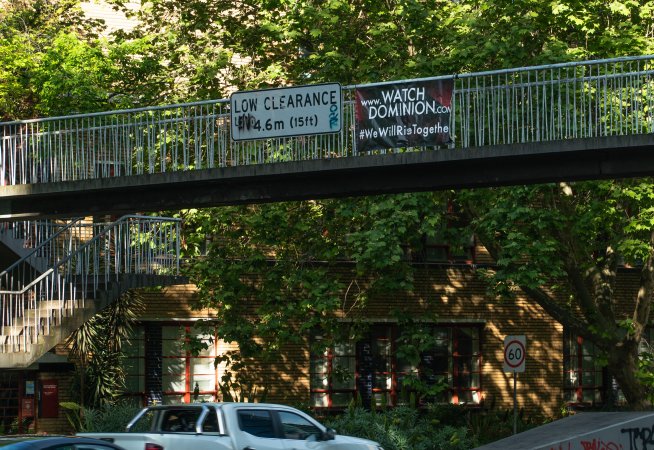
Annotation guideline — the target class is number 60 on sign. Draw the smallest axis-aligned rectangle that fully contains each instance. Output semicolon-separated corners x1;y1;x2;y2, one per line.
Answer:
503;335;526;373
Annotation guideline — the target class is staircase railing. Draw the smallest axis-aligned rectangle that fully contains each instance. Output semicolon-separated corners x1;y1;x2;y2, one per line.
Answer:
0;218;86;282
0;215;181;352
0;219;82;254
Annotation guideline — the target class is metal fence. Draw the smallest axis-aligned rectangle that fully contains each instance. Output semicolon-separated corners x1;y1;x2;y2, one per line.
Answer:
0;215;181;351
0;55;652;186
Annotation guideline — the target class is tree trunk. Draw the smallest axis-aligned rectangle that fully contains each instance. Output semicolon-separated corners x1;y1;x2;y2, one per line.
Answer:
606;339;651;410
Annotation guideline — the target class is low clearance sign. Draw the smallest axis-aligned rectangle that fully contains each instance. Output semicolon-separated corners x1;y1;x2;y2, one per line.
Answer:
230;83;341;141
354;78;454;152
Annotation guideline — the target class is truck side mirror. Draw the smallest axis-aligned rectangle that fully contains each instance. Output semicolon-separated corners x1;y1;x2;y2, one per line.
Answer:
321;428;336;441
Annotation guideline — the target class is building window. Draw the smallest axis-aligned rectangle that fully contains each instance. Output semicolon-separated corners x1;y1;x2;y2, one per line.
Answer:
162;325;217;404
0;372;20;433
409;200;476;264
310;324;482;409
563;331;607;405
421;233;476;264
123;326;145;398
124;323;218;404
416;326;482;404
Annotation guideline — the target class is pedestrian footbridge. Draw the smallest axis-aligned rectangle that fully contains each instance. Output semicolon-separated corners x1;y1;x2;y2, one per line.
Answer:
0;55;653;366
1;55;653;218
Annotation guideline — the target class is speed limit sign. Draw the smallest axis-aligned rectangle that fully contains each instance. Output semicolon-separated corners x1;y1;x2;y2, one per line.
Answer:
503;335;526;373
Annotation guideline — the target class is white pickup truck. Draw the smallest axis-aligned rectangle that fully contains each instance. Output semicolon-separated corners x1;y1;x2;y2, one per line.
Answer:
78;402;384;450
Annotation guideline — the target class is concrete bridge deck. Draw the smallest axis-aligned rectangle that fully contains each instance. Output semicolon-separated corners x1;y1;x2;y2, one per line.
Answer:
1;134;653;218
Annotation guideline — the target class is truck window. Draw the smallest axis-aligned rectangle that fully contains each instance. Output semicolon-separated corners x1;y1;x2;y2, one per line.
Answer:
237;410;276;438
128;410;156;432
161;409;201;432
278;411;322;441
202;407;220;433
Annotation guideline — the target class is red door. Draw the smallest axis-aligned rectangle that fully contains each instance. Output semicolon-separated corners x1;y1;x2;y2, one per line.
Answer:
40;380;58;418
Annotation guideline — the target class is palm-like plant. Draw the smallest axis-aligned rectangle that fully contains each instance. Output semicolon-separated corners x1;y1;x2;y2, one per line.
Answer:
67;290;144;408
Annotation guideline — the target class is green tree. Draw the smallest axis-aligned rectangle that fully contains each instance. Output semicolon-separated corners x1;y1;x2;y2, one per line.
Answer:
121;0;654;90
172;0;654;409
4;0;654;410
0;0;167;120
460;181;654;409
181;193;448;358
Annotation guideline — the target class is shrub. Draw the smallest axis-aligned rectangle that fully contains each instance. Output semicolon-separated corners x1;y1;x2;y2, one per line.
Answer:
467;406;543;446
61;400;143;432
323;406;474;450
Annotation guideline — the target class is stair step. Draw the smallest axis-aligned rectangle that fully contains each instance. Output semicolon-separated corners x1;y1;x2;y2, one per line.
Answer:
1;325;25;337
23;299;89;317
0;274;182;366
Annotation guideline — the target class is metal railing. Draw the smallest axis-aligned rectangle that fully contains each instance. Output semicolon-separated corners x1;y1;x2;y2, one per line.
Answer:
0;215;181;351
0;218;86;271
0;56;652;186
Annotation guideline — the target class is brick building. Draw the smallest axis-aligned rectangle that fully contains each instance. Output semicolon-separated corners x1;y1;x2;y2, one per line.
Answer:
1;245;645;434
122;268;565;418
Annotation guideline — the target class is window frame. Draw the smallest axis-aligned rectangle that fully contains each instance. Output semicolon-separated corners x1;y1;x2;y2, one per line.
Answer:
415;199;476;265
310;323;483;410
123;322;219;405
563;331;608;406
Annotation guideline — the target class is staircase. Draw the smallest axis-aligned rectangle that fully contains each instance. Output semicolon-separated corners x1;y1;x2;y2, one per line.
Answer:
0;215;185;367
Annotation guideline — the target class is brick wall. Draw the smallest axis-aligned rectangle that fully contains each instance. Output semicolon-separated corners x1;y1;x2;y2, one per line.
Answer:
349;265;562;418
137;264;563;418
34;371;76;435
24;262;641;435
139;285;205;319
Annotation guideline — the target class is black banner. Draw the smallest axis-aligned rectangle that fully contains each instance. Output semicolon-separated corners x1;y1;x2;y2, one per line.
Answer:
355;78;454;152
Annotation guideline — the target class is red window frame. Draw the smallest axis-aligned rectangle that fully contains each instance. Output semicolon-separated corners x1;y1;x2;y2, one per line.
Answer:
563;332;607;405
162;324;218;404
310;323;483;409
123;322;219;405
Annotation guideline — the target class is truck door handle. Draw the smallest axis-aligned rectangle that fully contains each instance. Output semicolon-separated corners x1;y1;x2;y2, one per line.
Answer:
243;447;255;450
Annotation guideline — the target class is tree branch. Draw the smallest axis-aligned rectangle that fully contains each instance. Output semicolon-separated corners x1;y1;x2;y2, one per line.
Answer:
551;184;616;338
632;229;654;342
473;224;597;342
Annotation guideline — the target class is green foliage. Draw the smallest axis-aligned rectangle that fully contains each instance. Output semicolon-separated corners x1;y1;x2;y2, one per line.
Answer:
0;0;171;119
0;0;104;119
467;407;540;446
117;0;654;92
61;400;143;432
181;193;449;359
60;401;85;432
460;179;654;406
32;32;113;116
395;319;449;404
636;344;654;405
323;405;474;450
0;416;33;435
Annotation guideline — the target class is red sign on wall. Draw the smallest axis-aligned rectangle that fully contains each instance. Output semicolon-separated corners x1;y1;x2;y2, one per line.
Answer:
40;380;58;418
21;398;34;418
